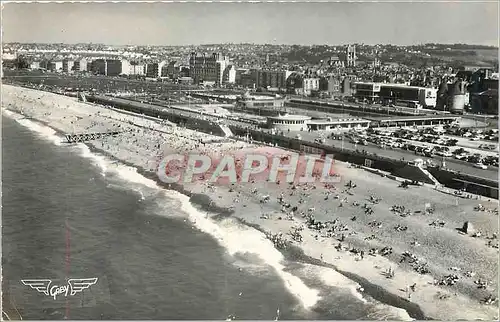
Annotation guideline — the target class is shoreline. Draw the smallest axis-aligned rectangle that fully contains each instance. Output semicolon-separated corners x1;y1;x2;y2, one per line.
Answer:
86;136;426;319
237;219;429;320
2;84;498;321
3;111;429;320
89;141;429;320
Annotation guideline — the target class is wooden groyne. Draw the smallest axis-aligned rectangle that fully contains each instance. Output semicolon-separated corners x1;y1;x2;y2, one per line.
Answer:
65;131;122;143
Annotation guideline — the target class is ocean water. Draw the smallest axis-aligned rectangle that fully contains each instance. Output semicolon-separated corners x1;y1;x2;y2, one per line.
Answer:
1;111;413;320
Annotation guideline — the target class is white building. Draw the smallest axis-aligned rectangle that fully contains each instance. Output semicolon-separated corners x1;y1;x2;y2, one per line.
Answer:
121;59;146;76
121;59;130;75
223;65;237;84
2;52;17;60
72;58;89;72
267;114;311;131
267;113;371;133
303;78;320;96
216;54;230;85
63;59;75;73
49;61;63;72
30;61;40;70
146;61;167;78
346;45;356;67
422;88;438;108
307;118;371;131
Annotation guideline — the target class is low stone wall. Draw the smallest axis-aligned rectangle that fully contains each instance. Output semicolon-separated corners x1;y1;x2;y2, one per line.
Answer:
87;95;225;137
231;126;496;197
428;167;498;199
87;95;498;199
393;165;435;185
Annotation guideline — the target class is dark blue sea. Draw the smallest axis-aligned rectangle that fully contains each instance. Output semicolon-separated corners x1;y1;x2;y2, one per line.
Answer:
2;112;411;320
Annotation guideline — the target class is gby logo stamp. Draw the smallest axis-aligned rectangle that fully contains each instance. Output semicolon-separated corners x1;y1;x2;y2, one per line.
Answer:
21;278;98;300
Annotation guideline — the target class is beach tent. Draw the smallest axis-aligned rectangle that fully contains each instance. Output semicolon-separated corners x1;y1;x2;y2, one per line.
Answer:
462;221;475;234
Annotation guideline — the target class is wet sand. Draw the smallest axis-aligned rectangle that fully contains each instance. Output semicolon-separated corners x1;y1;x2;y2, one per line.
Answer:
2;84;499;320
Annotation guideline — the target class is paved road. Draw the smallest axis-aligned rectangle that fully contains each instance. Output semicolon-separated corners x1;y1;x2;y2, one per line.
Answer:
380;135;498;157
442;135;499;154
287;97;445;116
463;113;498;129
283;130;498;181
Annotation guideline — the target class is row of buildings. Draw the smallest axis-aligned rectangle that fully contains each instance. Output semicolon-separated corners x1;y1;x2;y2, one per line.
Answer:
29;57;169;79
352;67;498;114
27;54;484;114
20;46;497;114
24;44;361;86
28;53;238;85
353;82;439;108
25;52;353;95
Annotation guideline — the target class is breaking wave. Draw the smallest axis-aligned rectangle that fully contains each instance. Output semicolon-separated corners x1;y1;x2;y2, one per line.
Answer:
4;109;63;146
162;190;321;309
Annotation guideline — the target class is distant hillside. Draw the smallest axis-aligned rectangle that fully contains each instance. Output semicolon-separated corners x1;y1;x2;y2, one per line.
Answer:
422;43;498;50
422;48;498;66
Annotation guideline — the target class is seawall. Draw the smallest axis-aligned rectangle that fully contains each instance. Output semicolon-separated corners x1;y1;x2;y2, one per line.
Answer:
86;94;498;199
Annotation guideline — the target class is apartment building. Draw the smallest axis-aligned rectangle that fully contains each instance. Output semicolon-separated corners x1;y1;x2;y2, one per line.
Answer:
62;59;75;73
146;61;167;78
189;52;230;86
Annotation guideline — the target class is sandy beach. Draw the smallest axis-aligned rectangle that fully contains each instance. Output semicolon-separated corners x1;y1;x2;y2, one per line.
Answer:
2;84;498;320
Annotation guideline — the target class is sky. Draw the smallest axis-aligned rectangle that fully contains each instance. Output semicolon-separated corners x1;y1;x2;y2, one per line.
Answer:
2;1;499;46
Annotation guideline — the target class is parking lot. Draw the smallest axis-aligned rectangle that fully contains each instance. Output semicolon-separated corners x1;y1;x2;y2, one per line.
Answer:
2;71;201;95
282;130;498;181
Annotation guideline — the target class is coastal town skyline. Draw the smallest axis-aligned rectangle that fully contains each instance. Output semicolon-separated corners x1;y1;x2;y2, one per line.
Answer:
3;41;499;47
2;2;499;46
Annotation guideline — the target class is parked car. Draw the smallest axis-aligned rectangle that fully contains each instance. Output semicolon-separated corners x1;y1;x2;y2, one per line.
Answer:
479;144;498;151
454;153;468;160
482;156;499;167
473;163;488;170
436;151;452;157
445;139;458;146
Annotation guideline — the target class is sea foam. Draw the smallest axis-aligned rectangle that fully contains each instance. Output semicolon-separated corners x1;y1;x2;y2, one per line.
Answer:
5;110;63;146
163;189;321;309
